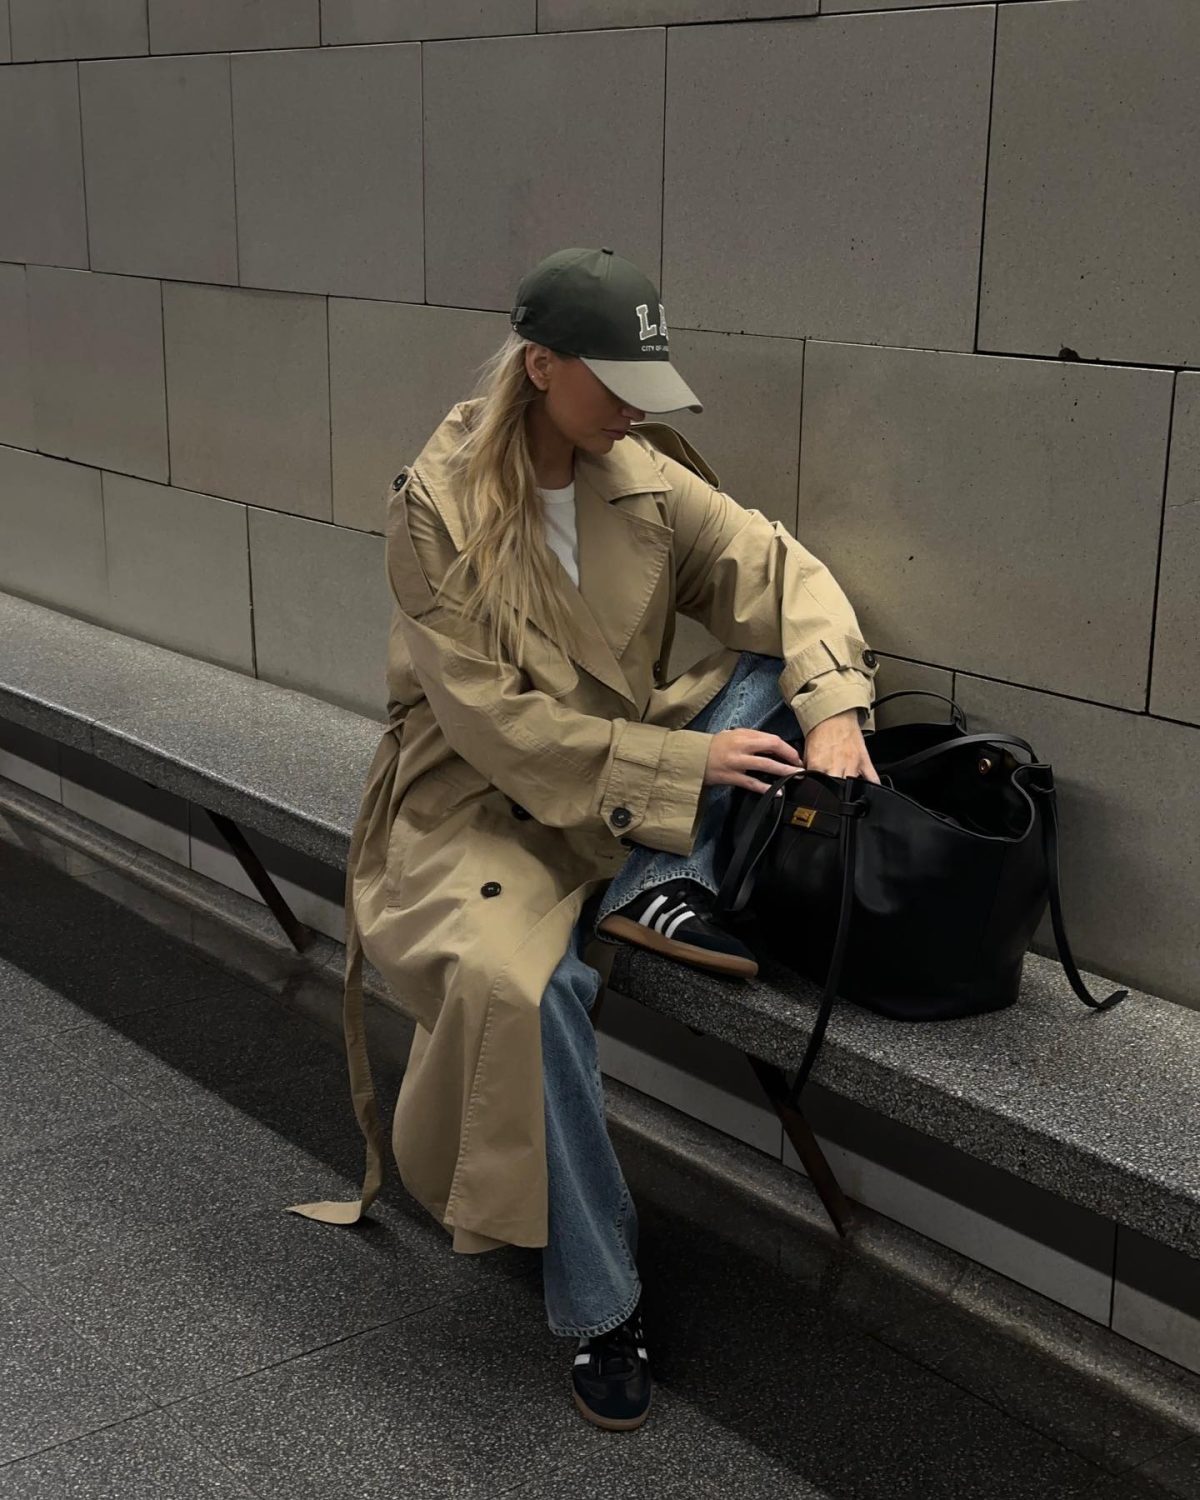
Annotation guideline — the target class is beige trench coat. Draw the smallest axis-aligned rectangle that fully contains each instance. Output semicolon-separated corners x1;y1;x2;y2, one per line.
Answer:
289;396;878;1254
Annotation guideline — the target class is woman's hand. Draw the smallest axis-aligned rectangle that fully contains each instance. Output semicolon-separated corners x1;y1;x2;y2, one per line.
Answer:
801;708;881;784
704;729;804;793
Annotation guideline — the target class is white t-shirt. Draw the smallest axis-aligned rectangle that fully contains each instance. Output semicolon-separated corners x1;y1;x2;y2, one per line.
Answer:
538;479;579;586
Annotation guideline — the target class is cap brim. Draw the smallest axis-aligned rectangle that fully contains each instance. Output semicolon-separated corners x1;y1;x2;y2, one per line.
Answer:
579;356;703;414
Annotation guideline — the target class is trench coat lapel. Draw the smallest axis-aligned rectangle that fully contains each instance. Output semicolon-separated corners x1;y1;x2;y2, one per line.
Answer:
566;458;673;704
414;401;679;707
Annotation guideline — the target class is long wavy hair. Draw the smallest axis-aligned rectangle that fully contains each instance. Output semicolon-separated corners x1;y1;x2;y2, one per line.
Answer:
434;331;584;667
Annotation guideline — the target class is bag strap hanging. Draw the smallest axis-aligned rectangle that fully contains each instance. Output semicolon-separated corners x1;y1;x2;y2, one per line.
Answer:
713;769;802;916
784;776;867;1110
1015;763;1128;1013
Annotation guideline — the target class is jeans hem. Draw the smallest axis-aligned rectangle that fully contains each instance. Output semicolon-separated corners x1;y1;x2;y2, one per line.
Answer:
547;1277;642;1340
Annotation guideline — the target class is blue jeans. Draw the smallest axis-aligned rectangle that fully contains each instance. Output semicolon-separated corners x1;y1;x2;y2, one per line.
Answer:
539;651;793;1337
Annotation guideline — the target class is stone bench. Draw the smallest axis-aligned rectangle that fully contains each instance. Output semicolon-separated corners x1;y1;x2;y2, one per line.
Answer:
2;588;1197;1269
0;590;380;950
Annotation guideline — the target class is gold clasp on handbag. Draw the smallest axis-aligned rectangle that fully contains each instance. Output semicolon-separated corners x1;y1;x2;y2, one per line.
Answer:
790;806;818;828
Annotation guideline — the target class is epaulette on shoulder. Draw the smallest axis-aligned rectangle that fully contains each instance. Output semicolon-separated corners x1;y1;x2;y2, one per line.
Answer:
628;421;721;490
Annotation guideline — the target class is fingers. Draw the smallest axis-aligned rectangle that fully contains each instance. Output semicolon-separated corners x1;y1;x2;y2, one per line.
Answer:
729;773;775;794
740;731;802;765
739;754;806;780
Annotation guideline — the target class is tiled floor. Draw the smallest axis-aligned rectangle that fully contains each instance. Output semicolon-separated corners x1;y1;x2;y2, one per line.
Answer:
1;816;1198;1499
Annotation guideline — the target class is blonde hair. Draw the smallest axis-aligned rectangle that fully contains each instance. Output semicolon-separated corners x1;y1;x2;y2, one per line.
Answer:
435;331;582;666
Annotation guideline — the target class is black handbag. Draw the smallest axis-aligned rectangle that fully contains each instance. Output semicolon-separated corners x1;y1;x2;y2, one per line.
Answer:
712;689;1128;1110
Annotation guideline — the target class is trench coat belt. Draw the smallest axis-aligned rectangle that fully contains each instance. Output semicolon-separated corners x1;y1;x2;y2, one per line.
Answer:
284;726;400;1227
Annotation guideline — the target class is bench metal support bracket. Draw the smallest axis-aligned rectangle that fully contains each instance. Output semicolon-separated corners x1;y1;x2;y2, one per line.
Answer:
746;1053;856;1240
207;810;312;954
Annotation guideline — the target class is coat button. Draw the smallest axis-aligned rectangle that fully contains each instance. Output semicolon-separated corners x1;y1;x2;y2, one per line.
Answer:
652;659;662;676
862;649;878;669
391;467;410;491
609;806;632;829
620;837;635;849
511;803;531;820
480;881;502;897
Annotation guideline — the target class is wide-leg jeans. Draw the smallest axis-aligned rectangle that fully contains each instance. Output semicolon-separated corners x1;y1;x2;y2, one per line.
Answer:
539;652;794;1337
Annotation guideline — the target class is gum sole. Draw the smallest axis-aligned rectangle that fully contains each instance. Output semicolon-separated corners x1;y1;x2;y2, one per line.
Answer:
572;1385;652;1431
597;914;758;978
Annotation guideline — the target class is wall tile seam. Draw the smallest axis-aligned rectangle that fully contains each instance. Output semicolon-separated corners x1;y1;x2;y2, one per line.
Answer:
72;60;91;271
96;469;112;616
0;0;1111;63
157;277;170;485
419;39;426;305
8;259;1199;377
970;2;999;356
952;667;1200;730
0;439;387;540
226;53;241;289
245;504;258;680
1142;371;1179;716
324;296;334;520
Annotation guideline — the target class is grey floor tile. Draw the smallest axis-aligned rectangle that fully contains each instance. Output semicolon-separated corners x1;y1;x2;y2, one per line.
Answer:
509;1385;830;1499
31;1205;470;1404
711;1310;1166;1500
167;1275;576;1500
0;1408;256;1498
0;1276;152;1467
150;1052;390;1193
876;1290;1199;1476
0;1112;274;1283
0;956;164;1043
146;1060;544;1290
1138;1437;1200;1499
1;844;238;1027
45;984;339;1106
0;1033;150;1160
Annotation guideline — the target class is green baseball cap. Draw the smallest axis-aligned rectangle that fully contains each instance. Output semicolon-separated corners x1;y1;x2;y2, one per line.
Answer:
510;246;703;414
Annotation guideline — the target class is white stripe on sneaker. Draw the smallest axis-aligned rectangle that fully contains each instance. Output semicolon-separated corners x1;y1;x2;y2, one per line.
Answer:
638;893;669;927
574;1353;592;1366
663;906;695;941
652;900;686;933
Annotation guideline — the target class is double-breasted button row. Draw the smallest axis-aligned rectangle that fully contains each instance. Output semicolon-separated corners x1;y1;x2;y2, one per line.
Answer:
609;806;632;829
480;882;502;898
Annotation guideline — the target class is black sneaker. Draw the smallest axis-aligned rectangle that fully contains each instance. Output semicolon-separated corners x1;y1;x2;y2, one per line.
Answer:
597;877;758;978
571;1301;652;1431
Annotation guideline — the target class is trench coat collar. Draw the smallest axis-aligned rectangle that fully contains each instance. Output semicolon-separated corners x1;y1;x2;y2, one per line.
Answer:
410;398;681;705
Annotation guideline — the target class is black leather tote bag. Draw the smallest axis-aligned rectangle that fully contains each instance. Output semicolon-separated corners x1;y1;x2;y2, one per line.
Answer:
712;690;1128;1109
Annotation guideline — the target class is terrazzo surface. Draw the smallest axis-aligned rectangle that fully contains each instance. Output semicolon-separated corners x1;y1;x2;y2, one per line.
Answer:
0;592;379;865
1;816;1198;1498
